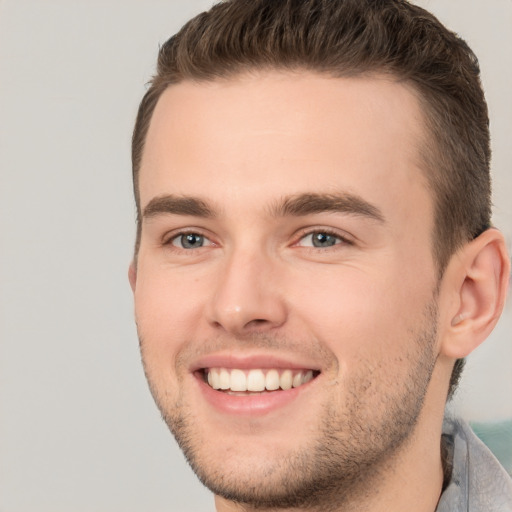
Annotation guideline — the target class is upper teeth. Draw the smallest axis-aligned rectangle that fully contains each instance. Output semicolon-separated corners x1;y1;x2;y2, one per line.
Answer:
206;368;314;392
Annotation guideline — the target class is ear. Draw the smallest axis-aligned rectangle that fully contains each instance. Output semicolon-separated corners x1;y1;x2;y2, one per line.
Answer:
439;228;510;359
128;261;137;292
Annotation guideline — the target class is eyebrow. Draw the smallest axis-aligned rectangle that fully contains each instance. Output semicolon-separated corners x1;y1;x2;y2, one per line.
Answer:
142;195;216;220
270;192;385;222
142;191;385;223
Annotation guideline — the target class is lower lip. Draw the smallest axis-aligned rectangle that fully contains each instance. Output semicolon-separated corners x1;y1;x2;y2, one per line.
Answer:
195;374;314;416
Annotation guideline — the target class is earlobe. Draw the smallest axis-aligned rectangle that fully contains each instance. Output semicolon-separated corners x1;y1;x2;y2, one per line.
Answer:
128;262;137;292
440;229;510;359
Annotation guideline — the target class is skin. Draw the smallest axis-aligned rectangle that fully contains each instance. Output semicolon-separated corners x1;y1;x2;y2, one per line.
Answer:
129;71;510;512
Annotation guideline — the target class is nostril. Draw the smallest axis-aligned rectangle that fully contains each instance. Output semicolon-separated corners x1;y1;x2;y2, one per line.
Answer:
246;318;269;328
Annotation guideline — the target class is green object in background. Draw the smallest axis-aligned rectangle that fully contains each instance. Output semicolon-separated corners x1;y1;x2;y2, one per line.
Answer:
471;419;512;476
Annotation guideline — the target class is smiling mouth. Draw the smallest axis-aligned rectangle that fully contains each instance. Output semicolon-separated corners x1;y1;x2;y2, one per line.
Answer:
203;368;320;394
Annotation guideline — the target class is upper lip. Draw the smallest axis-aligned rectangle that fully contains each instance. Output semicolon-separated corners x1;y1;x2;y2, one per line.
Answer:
189;352;322;373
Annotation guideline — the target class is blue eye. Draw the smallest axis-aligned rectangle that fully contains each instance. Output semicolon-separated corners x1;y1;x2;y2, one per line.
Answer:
172;233;206;249
298;231;342;248
311;232;338;247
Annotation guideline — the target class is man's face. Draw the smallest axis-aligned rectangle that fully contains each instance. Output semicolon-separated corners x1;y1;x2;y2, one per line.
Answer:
132;72;441;507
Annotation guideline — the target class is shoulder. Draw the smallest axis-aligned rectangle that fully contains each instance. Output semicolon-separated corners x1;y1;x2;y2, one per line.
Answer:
437;416;512;512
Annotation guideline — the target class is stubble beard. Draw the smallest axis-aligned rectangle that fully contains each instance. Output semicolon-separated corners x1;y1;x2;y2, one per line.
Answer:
140;301;439;511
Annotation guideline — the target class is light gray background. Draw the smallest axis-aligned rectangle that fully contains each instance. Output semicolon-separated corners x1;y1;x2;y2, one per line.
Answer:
0;1;510;511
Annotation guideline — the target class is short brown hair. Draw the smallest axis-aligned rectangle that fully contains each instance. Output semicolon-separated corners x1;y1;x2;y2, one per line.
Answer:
132;0;492;397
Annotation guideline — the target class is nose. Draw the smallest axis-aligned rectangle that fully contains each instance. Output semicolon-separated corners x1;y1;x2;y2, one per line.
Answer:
207;249;287;335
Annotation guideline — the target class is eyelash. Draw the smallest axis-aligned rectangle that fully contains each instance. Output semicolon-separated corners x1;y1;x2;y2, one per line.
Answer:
163;229;214;250
294;228;353;249
163;227;353;252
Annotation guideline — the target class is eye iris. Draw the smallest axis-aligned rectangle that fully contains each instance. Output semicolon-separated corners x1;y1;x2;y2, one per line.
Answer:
181;233;204;249
312;232;337;247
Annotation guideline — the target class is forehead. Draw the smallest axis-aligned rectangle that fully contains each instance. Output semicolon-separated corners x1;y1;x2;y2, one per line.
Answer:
140;71;430;224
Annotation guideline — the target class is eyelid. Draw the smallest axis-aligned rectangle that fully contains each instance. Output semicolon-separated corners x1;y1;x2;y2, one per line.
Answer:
162;228;216;248
160;226;354;250
293;227;354;248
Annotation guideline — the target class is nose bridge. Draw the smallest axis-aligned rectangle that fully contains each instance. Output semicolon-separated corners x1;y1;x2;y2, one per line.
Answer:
208;241;286;334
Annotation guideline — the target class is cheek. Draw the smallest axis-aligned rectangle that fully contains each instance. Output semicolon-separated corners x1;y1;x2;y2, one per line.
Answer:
133;265;210;369
288;265;430;361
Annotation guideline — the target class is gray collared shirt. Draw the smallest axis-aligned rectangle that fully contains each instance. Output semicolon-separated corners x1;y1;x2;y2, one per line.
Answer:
437;416;512;512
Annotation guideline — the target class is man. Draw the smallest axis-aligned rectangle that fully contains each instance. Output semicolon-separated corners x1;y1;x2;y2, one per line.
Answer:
128;1;511;510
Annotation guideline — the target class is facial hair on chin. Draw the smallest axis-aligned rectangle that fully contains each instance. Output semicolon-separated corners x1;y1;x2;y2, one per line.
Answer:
140;300;439;511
